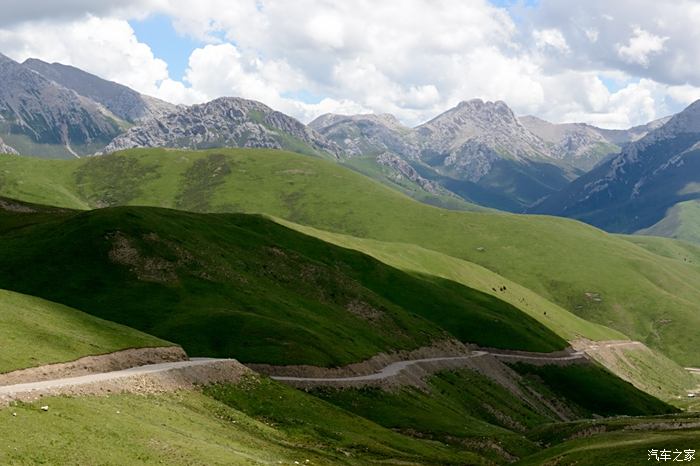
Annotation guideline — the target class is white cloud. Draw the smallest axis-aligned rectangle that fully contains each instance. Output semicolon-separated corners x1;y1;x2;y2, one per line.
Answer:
617;26;669;67
1;1;700;129
533;28;570;54
0;15;172;96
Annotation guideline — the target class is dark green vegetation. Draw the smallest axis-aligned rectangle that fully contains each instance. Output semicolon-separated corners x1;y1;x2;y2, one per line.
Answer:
0;147;696;464
0;200;566;366
204;375;487;464
510;363;677;417
312;366;677;463
1;149;699;365
312;370;552;462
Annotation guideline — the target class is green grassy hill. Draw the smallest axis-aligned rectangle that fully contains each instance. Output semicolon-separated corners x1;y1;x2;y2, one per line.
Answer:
0;288;170;374
637;199;700;244
0;201;566;366
1;149;699;365
0;378;487;465
520;414;700;466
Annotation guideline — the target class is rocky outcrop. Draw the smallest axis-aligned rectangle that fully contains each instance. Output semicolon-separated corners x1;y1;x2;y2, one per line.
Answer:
416;99;553;168
310;113;420;158
0;136;17;155
314;100;574;210
520;116;620;171
376;152;442;195
102;97;341;157
23;59;176;123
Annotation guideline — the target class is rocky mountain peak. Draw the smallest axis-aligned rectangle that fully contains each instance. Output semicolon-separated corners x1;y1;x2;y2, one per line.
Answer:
102;95;341;157
309;111;418;158
0;54;124;157
416;99;550;160
654;99;700;137
23;58;176;123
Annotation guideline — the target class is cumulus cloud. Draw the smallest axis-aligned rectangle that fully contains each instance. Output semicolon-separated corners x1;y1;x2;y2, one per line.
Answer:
617;27;669;67
533;29;570;54
2;0;700;128
0;15;174;96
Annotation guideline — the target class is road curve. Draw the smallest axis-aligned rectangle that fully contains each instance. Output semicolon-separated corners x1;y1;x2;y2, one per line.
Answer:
271;353;489;382
271;350;586;383
0;358;226;396
0;349;589;394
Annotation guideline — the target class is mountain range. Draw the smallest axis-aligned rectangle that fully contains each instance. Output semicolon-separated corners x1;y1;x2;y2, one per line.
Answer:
535;100;700;241
5;52;700;242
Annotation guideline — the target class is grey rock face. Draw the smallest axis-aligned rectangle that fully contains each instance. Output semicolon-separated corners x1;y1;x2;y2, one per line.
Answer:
103;97;340;157
534;99;700;233
584;101;700;198
0;136;18;155
416;99;553;169
0;53;124;153
376;152;442;195
594;116;672;145
520;116;620;171
23;59;176;123
310;113;420;158
313;100;575;210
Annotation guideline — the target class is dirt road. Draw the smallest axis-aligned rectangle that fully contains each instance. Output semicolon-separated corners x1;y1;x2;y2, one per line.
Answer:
0;358;230;398
270;349;586;383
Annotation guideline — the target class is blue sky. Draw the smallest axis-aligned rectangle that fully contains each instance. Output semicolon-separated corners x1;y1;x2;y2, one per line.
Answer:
130;14;201;81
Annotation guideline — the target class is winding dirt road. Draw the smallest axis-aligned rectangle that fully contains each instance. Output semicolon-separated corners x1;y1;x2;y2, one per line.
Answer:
270;349;586;383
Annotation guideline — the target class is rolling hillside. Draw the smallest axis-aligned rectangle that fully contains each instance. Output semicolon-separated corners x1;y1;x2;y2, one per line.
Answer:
0;149;699;365
0;201;567;366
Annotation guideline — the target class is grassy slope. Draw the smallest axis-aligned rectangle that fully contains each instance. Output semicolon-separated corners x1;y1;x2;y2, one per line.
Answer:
638;199;700;244
0;379;484;465
0;288;170;373
314;366;677;462
581;343;698;403
623;232;700;265
0;204;566;367
520;414;700;466
510;363;676;417
1;149;699;365
279;220;624;342
341;155;485;212
313;370;552;463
